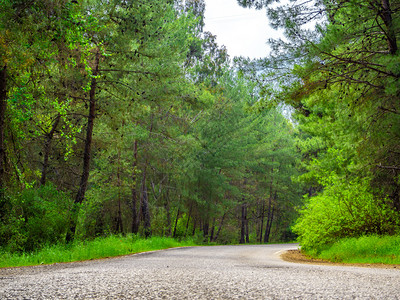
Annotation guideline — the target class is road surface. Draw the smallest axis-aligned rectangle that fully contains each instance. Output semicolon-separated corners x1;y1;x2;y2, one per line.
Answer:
0;244;399;299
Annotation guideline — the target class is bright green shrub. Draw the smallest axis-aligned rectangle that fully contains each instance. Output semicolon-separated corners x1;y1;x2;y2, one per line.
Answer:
293;176;399;252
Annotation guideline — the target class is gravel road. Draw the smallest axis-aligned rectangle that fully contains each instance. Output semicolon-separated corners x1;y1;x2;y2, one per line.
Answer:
0;244;399;299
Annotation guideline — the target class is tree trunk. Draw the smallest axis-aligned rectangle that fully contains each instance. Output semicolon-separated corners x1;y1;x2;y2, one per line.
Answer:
202;219;209;240
192;217;197;236
239;201;246;244
266;206;275;242
184;203;192;236
131;140;139;234
263;198;273;243
67;51;100;242
0;66;7;195
139;114;154;238
264;191;276;243
141;164;152;238
259;200;265;243
209;217;215;242
116;197;123;233
164;188;172;236
212;212;226;242
380;0;397;55
391;182;400;212
75;50;100;204
116;151;123;234
264;165;275;244
40;114;60;186
245;208;250;244
173;208;180;238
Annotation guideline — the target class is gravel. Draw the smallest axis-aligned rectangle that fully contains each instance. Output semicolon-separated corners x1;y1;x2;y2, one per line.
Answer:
0;244;399;299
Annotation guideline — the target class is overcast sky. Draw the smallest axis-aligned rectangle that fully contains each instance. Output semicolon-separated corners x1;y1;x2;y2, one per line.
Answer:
203;0;282;59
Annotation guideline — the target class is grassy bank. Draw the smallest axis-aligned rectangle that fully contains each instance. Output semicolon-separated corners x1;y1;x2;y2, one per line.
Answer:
0;235;197;268
305;235;400;265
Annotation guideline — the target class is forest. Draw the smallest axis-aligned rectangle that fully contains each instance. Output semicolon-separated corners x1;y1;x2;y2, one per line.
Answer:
0;0;399;256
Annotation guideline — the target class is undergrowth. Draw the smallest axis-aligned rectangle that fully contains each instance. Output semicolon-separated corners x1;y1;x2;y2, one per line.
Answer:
0;235;197;268
305;235;400;265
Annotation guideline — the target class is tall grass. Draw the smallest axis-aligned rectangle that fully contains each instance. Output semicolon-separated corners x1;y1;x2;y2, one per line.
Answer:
314;235;400;264
0;235;197;268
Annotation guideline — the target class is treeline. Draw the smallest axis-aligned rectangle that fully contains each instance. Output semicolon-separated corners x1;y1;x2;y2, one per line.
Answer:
238;0;400;251
0;0;302;252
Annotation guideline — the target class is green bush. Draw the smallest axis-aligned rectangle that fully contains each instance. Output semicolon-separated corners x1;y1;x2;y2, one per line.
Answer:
293;176;400;252
0;184;74;252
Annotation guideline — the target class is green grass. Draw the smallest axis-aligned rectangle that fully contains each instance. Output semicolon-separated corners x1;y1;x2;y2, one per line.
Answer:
0;235;197;268
310;235;400;265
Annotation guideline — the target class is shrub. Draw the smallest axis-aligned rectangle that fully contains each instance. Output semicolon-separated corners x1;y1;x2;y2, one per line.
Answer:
293;176;400;252
0;184;74;252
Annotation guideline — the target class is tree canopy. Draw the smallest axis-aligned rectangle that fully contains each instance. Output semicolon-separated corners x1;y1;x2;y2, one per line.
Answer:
2;0;397;254
237;0;400;250
0;0;303;252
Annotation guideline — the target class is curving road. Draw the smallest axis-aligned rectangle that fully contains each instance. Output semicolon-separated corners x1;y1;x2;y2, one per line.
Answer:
0;244;399;299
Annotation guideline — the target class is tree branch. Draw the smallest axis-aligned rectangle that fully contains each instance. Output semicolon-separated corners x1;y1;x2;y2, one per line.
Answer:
377;164;400;170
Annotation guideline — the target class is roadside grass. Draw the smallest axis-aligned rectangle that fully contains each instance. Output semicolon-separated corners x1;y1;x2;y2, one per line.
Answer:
0;235;197;268
310;235;400;265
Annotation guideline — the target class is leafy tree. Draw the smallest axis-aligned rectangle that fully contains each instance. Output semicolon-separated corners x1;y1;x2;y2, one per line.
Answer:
0;0;304;251
74;0;206;238
236;0;400;250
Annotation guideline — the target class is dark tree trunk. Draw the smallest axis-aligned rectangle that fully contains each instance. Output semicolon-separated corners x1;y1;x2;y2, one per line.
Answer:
192;217;197;236
263;199;273;243
141;165;152;238
173;208;180;238
0;66;7;195
264;191;276;243
184;203;192;236
164;188;172;236
202;219;209;240
267;206;274;241
259;200;265;243
40;114;60;186
388;180;400;212
380;0;397;55
116;154;123;234
139;115;154;238
239;201;246;244
75;51;100;204
245;209;250;244
212;212;226;242
131;140;139;234
209;217;215;242
67;51;100;242
264;165;275;244
117;198;123;233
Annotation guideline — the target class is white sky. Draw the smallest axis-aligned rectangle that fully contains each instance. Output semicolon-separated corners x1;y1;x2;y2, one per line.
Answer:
203;0;282;59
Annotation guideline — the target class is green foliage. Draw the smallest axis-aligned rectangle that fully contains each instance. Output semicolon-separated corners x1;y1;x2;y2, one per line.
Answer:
238;0;400;252
312;235;400;265
0;0;302;251
0;184;74;253
293;176;400;251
